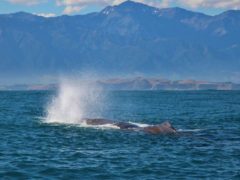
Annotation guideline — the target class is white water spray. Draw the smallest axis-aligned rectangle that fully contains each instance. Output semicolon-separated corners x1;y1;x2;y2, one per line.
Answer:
45;78;105;124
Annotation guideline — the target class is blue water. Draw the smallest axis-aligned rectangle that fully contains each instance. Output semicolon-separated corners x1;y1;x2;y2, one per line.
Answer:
0;90;239;179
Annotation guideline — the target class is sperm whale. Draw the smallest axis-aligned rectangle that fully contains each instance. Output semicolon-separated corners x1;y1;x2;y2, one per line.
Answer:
84;119;177;134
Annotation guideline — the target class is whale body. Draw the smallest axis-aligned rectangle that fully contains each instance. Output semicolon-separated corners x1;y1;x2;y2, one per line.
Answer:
84;119;177;134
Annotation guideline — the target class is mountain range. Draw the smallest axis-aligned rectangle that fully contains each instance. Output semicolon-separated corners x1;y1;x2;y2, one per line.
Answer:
0;0;240;83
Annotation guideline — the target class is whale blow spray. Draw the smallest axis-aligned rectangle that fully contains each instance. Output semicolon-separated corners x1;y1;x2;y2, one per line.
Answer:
46;78;105;124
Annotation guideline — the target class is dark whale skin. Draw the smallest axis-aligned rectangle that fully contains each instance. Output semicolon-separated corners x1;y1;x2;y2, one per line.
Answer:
84;119;176;134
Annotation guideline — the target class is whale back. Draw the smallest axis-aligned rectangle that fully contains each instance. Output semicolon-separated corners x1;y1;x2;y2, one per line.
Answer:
85;118;115;125
84;119;176;134
115;122;139;129
143;121;176;134
85;118;139;129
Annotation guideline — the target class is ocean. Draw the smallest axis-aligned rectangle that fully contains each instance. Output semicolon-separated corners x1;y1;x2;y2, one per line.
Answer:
0;89;239;179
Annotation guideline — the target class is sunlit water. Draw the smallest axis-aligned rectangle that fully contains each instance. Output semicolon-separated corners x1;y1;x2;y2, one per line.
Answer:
0;90;239;179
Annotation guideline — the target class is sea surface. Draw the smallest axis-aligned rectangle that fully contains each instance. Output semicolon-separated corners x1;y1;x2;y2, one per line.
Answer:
0;90;239;179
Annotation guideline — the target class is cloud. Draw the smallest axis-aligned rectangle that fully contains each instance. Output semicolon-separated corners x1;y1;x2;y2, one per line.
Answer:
35;13;56;17
63;5;83;14
7;0;46;5
135;0;240;10
56;0;111;7
178;0;240;9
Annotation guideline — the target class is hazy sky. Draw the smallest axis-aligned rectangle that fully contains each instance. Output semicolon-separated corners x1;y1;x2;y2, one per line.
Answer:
0;0;240;17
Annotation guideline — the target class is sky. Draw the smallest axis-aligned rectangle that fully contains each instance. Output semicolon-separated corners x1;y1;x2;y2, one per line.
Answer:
0;0;240;17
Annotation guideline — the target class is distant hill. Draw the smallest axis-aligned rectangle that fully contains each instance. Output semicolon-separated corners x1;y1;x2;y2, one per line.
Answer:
0;0;240;82
1;77;240;91
97;77;240;90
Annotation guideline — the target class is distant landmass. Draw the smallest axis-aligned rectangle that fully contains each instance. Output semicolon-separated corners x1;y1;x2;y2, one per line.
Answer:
1;77;240;91
0;0;240;83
